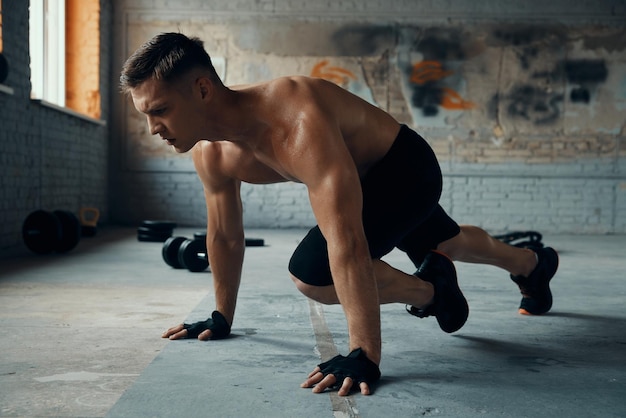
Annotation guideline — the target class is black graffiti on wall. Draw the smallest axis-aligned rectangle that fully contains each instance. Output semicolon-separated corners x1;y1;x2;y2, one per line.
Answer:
565;59;608;83
412;34;467;61
497;59;608;124
492;26;567;70
564;59;608;104
505;86;564;125
331;24;612;123
331;25;396;56
411;77;445;117
489;26;611;123
405;32;475;117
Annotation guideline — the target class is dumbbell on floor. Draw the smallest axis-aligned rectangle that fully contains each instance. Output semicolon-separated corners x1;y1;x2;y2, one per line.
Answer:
22;210;81;254
162;236;209;272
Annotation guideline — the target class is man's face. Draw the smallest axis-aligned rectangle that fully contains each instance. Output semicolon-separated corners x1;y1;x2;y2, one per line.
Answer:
130;77;202;153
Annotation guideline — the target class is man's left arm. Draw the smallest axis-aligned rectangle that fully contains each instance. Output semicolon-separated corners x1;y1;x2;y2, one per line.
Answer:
294;123;382;396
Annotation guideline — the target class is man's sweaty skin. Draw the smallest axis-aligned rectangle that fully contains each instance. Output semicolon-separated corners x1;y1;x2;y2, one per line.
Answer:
133;72;418;395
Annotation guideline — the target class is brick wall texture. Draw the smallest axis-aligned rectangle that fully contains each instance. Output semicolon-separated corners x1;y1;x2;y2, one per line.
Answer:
0;1;112;254
1;1;625;256
110;0;625;236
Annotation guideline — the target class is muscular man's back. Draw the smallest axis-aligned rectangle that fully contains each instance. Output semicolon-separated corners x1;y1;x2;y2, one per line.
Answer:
194;77;401;184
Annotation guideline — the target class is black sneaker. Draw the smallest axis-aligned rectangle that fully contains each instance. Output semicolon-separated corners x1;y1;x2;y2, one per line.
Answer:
510;247;559;315
406;251;469;333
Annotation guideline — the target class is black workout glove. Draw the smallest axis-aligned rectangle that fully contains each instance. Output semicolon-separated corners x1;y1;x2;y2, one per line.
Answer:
183;310;231;340
318;348;381;390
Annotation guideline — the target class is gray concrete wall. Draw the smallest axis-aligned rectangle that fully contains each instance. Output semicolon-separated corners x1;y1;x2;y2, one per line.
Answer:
111;0;626;234
0;1;113;255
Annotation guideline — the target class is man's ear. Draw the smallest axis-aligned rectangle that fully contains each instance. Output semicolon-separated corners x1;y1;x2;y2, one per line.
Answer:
196;76;213;101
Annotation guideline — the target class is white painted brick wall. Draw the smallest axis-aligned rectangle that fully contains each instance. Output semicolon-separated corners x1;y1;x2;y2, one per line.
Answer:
443;174;619;234
241;183;315;228
107;0;626;237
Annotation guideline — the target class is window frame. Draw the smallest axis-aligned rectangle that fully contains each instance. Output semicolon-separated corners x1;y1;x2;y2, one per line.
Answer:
29;0;66;107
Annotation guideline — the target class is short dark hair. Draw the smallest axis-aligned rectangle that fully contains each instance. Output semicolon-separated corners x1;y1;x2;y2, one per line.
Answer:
120;32;220;93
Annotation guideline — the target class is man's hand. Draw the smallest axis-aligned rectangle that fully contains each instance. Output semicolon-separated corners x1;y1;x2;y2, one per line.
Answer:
300;348;381;396
161;310;231;340
162;323;214;340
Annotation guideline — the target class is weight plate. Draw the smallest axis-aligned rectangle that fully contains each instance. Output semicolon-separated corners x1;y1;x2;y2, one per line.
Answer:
193;231;207;241
137;226;173;239
140;220;177;231
245;237;265;247
162;236;187;268
53;210;81;253
137;233;170;242
22;210;62;254
178;239;209;272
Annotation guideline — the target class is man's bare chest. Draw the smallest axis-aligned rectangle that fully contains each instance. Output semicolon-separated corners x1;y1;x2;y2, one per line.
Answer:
223;145;295;185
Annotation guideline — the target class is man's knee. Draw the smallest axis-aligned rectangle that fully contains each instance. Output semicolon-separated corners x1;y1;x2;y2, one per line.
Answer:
290;274;338;305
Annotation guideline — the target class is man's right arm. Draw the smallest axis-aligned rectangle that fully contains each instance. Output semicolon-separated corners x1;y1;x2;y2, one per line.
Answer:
162;143;245;340
202;175;245;331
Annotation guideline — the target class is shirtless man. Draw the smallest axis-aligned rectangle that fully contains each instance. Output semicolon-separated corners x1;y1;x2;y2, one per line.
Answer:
120;33;559;397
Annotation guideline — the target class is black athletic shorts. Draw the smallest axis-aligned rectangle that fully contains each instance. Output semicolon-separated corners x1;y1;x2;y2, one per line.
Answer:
288;125;460;286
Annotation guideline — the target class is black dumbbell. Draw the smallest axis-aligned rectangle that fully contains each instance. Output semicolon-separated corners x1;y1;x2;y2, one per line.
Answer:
22;210;61;254
22;210;81;254
162;236;209;272
53;210;82;253
178;239;209;272
162;236;187;269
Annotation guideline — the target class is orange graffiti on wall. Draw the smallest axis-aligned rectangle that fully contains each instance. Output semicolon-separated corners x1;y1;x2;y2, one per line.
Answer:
311;60;357;86
410;61;475;110
440;87;476;110
410;61;453;84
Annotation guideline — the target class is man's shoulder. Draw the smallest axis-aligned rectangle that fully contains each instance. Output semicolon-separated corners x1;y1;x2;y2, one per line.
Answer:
193;140;222;159
261;75;332;95
192;141;231;178
231;75;313;90
192;142;248;192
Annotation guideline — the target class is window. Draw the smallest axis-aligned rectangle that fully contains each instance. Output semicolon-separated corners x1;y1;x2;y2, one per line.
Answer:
0;0;8;87
29;0;101;118
0;0;4;53
29;0;65;106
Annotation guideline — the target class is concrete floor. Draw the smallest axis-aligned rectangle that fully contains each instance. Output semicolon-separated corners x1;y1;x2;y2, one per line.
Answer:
0;227;625;418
